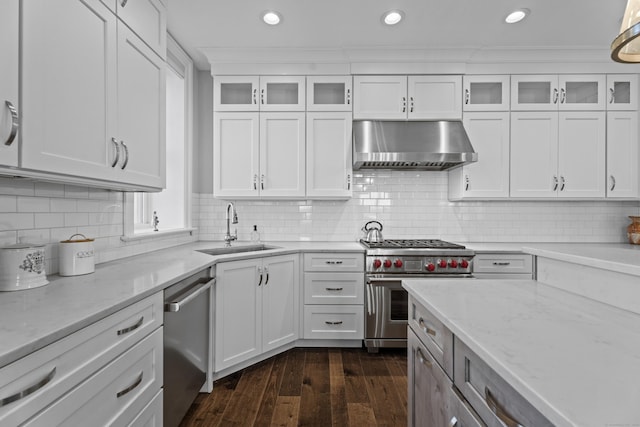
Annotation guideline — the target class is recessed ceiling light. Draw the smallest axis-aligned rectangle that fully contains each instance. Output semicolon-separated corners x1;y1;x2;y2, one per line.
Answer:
382;10;404;26
505;8;530;24
262;11;282;26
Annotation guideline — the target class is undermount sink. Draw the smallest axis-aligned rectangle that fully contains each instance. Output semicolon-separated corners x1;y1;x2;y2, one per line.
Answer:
197;244;279;256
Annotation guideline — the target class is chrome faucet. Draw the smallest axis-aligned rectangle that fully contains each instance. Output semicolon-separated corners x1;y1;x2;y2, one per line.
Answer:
224;202;238;246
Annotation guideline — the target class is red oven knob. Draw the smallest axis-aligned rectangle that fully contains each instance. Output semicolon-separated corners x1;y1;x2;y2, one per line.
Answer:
394;259;403;268
426;263;435;272
449;259;458;268
373;259;382;269
438;259;447;268
383;259;392;268
460;259;469;269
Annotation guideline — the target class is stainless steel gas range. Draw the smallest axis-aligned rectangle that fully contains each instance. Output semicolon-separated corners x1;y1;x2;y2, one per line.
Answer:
361;239;475;352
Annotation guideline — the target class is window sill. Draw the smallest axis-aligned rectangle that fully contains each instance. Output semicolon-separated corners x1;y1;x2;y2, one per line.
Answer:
121;227;197;242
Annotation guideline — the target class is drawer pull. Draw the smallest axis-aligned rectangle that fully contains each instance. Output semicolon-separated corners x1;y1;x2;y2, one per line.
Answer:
448;416;459;427
0;367;56;408
325;287;344;291
418;318;437;336
116;372;143;398
485;387;525;427
493;262;511;266
415;347;432;368
325;321;343;325
325;260;343;265
117;316;144;336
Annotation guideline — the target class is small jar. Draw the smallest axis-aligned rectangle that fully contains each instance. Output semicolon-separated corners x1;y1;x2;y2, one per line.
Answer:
627;216;640;245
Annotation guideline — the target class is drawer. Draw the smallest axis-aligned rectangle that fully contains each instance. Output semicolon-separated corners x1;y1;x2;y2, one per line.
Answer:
303;305;364;339
453;337;553;427
448;387;488;427
0;292;163;427
303;252;364;272
473;253;532;275
24;328;163;427
408;295;453;377
304;272;364;304
129;389;162;427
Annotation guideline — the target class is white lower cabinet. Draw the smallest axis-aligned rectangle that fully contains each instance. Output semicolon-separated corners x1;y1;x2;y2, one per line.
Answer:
473;252;533;279
607;111;640;198
0;292;163;426
214;254;299;372
303;305;364;339
129;390;163;427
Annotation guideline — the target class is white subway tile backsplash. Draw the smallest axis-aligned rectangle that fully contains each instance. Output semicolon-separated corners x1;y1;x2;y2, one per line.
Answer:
35;213;64;229
0;213;35;231
17;196;51;213
34;182;65;198
0;195;16;212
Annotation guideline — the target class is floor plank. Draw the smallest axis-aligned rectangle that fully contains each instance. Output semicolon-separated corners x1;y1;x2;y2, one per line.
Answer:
360;352;406;427
254;352;289;427
328;349;349;427
347;402;377;427
278;348;306;397
298;350;332;427
341;349;371;404
270;396;301;427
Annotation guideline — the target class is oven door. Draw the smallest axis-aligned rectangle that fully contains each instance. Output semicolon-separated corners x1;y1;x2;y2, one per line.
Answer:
365;277;408;351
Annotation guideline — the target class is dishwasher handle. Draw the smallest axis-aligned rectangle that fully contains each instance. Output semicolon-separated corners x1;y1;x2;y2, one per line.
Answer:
165;278;214;312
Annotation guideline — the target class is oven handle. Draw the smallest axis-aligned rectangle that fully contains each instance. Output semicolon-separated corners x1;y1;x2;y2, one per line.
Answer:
366;280;375;316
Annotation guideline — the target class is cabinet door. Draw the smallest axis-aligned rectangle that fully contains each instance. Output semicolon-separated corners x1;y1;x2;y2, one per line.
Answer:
215;259;262;371
259;76;306;112
214;76;260;112
559;75;605;111
607;74;638;111
408;75;462;119
353;75;407;119
607;111;639;198
408;330;451;427
259;113;306;198
262;255;299;352
452;112;510;199
510;112;559;198
116;23;166;189
116;0;166;59
20;0;118;181
511;75;559;111
558;112;606;198
213;112;260;198
0;0;19;167
463;75;510;112
306;112;352;199
306;76;352;112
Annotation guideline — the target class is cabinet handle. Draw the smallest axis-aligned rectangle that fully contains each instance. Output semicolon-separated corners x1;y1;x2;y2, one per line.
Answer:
448;416;459;427
465;88;470;104
609;87;615;104
111;137;120;167
552;88;559;104
347;174;351;190
410;96;414;112
257;267;263;286
465;175;470;191
325;260;343;265
253;88;257;104
117;316;144;336
116;372;143;398
325;320;343;325
346;89;351;105
261;89;265;104
415;347;432;368
552;175;558;191
264;266;269;285
253;174;258;190
418;317;437;336
560;175;566;191
325;287;344;291
0;367;56;408
261;174;265;190
485;387;525;427
120;140;129;170
493;262;511;266
3;100;18;146
402;96;406;113
610;175;616;191
560;88;566;104
120;0;128;7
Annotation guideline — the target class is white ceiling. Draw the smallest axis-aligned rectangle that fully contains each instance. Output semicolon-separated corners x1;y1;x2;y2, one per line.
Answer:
167;0;629;70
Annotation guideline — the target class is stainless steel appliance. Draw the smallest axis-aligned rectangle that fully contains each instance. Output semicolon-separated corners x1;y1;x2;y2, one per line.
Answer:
163;268;214;427
362;239;474;352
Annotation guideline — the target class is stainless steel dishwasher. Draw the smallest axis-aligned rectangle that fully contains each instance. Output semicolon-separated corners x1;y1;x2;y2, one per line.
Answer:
163;268;213;427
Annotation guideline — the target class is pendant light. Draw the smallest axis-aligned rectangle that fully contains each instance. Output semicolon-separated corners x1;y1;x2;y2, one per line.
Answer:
611;0;640;63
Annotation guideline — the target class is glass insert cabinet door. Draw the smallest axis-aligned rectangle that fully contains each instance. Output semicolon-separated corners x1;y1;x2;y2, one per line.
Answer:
463;75;510;111
306;75;352;112
607;74;638;111
511;75;605;111
214;76;305;111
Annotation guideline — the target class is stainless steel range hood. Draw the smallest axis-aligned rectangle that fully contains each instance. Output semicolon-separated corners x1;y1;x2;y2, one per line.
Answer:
352;120;477;171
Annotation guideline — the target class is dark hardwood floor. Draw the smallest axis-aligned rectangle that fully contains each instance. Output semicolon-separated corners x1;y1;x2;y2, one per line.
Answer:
180;347;408;427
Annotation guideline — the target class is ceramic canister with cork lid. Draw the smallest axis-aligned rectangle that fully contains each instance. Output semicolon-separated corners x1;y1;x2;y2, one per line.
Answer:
59;234;95;276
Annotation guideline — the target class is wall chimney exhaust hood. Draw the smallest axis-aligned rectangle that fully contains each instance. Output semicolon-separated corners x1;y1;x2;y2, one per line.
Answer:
352;120;477;171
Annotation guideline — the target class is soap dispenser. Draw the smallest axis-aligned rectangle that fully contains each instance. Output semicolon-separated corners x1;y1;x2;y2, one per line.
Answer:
250;225;261;242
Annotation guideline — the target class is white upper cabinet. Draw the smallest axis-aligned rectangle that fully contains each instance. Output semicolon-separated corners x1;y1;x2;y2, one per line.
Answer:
0;0;19;167
306;112;352;199
353;75;462;119
511;75;606;111
607;111;639;199
463;75;510;111
214;76;305;111
306;76;352;112
116;0;167;59
606;74;638;111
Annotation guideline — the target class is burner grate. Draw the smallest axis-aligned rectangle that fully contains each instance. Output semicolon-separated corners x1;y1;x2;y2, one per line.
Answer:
361;239;466;250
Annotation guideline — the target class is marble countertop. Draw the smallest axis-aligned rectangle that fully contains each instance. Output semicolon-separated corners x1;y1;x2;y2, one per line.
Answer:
0;241;364;368
403;279;640;427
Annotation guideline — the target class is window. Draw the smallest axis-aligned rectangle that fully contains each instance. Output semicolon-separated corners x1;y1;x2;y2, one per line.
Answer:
123;36;193;238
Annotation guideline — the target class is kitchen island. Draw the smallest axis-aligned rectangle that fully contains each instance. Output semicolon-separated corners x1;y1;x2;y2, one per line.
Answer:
403;278;640;427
